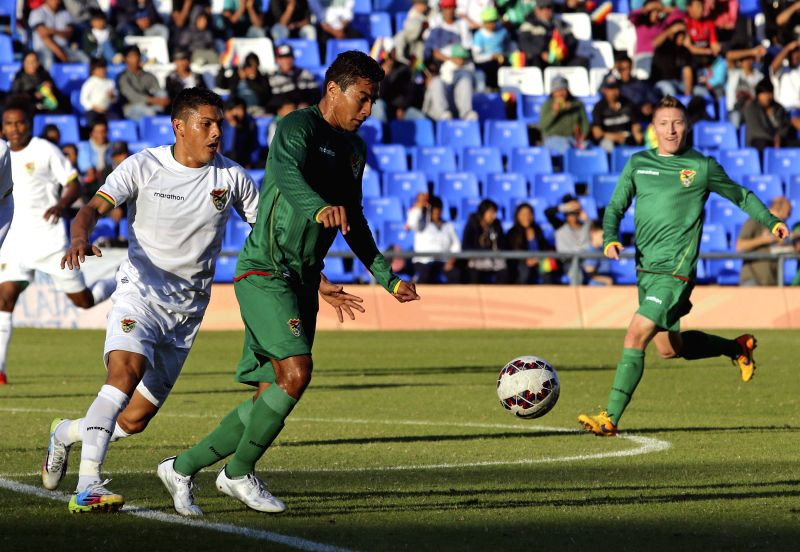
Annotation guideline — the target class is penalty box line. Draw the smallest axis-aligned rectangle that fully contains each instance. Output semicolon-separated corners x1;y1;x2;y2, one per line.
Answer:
0;477;355;552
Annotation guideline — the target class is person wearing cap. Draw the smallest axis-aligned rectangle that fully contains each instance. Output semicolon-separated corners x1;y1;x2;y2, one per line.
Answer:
266;44;320;116
394;0;429;65
742;77;798;153
131;6;171;40
118;45;170;121
111;0;164;37
425;0;473;69
518;0;585;69
591;73;643;153
471;6;510;89
539;75;589;155
166;50;208;102
736;196;793;286
80;8;124;65
222;0;266;38
268;0;316;42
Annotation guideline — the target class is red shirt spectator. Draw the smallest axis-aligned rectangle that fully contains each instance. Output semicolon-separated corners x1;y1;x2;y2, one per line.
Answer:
686;15;717;50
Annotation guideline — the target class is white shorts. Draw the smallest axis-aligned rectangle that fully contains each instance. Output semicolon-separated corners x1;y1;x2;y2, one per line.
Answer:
104;289;202;407
0;248;86;293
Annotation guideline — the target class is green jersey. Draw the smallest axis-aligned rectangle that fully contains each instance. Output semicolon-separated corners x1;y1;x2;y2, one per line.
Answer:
236;105;400;292
604;148;781;280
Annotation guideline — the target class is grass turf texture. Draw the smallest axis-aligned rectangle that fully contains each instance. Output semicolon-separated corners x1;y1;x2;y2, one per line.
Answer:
1;328;799;551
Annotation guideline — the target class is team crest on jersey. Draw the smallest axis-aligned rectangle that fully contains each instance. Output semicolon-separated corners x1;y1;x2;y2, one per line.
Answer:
288;318;302;337
25;162;35;175
679;169;696;188
210;188;228;211
120;318;136;333
350;154;360;178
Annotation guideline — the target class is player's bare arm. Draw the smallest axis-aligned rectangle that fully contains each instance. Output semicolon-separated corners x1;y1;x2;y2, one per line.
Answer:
393;281;420;303
44;175;81;223
319;272;366;322
61;195;114;270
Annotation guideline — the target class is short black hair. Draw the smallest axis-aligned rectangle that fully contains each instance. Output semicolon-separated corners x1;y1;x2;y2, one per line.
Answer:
89;8;106;21
3;95;33;122
88;117;108;132
243;53;260;67
224;96;247;111
477;198;498;217
324;50;384;93
123;45;141;57
89;56;106;73
429;195;443;210
171;87;224;121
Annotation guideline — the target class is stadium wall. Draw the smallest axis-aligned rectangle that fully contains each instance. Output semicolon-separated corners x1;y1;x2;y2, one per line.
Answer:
16;283;799;330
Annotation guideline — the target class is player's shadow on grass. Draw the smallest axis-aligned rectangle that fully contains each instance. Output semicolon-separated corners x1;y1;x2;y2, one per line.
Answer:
275;430;570;448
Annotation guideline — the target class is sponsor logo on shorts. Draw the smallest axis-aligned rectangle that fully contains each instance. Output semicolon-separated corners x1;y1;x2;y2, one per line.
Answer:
636;169;660;176
210;187;229;211
679;169;696;188
288;318;302;337
121;318;136;333
645;295;663;305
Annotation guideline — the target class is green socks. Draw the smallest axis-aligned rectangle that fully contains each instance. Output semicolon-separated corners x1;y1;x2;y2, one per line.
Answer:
680;331;740;360
226;384;297;478
606;348;645;426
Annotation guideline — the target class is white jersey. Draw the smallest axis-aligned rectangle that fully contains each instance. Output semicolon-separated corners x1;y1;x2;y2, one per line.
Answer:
0;140;12;199
97;146;259;316
5;137;77;259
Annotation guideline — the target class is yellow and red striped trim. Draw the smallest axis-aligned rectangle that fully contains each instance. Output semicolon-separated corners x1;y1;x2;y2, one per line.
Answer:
96;191;115;207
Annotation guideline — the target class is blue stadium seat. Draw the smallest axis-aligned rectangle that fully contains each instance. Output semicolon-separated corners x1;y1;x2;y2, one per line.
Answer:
372;0;411;13
280;39;321;69
459;146;502;182
354;0;371;13
473;93;506;122
107;63;126;81
89;217;117;243
213;255;238;282
436;119;481;148
707;258;742;285
363;196;404;224
518;95;547;123
578;94;601;121
578;196;598;219
362;167;381;197
329;232;349;253
0;62;19;92
563;147;609;183
382;220;414;250
323;257;354;283
358;117;383;146
247;169;265;188
325;39;370;65
394;12;407;32
383;171;427;206
0;34;12;64
486;172;528;204
590;174;619;207
33;114;79;145
508;146;553;177
707;197;750;235
785;258;798;285
611;146;645;173
389;119;436;147
741;174;783;204
127;141;152;153
764;148;800;183
0;0;18;39
611;257;637;284
411;146;457;181
787;176;800;200
483;120;529;156
700;223;728;252
139;116;174;146
718;148;761;179
532;173;576;206
619;208;635;234
438;172;481;207
739;0;761;16
352;12;393;41
223;217;251;251
368;144;407;172
108;119;139;142
50;63;89;94
459;196;483;221
254;116;274;149
693;121;739;149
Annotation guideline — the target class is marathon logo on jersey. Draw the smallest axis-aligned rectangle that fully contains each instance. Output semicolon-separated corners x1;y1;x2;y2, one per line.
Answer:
679;169;696;188
637;169;659;176
210;188;229;211
288;318;302;337
25;162;35;175
645;295;663;305
120;318;136;333
153;191;185;201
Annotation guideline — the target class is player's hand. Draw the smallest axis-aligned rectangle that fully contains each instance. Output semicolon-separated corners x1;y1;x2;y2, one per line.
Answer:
43;205;65;223
319;278;365;322
61;238;103;270
772;222;790;241
604;242;623;260
317;206;349;235
392;281;420;303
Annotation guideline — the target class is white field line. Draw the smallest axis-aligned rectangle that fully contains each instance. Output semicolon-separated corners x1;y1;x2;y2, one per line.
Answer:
0;477;354;552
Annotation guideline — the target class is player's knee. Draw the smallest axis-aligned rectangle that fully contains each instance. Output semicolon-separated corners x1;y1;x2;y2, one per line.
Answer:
279;359;313;397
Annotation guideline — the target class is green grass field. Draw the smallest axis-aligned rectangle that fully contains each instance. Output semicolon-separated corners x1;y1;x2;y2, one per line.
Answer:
1;328;799;551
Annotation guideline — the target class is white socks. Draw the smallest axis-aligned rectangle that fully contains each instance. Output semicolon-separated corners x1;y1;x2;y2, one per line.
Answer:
90;278;116;306
0;311;12;375
55;419;130;446
77;384;129;491
110;422;131;443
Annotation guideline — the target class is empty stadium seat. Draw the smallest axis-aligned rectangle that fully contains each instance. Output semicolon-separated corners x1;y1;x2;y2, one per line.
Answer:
223;217;251;252
389;119;435;147
0;62;19;92
509;146;553;177
352;12;392;41
591;174;620;207
354;0;371;13
518;94;548;123
459;146;503;182
50;63;89;94
483;120;529;155
438;172;481;207
246;169;265;188
254;116;274;149
606;13;636;57
787;176;800;200
532;173;576;206
411;146;457;181
325;38;370;65
394;12;407;32
107;119;139;142
543;66;591;96
717;147;761;179
459;196;483;221
785;258;798;285
358;117;383;146
363;196;404;224
89;217;117;243
556;12;592;41
436;119;482;148
707;258;742;285
611;146;645;173
611;257;637;284
369;144;407;173
383;171;427;206
563;147;609;183
700;223;728;252
323;257;354;283
225;37;276;71
486;172;528;203
497;67;544;96
576;40;614;69
362;167;381;197
578;196;598;219
0;34;11;64
707;197;750;235
139;115;174;146
579;94;601;121
742;174;783;204
213;255;238;282
279;39;321;69
33;114;80;145
472;93;506;122
372;0;411;12
693;121;738;150
382;220;414;250
764;148;800;182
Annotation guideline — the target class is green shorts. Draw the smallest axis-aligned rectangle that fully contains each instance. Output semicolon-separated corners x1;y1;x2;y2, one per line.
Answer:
233;274;318;386
636;271;694;332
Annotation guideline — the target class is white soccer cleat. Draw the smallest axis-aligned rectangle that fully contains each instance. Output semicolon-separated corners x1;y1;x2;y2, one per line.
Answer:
157;456;203;516
42;418;71;490
215;466;285;513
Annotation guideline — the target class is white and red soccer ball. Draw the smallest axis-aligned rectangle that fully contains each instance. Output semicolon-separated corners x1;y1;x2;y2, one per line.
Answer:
497;356;560;419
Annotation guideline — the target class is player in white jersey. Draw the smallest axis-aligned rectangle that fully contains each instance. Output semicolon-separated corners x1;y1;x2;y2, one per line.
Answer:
0;99;115;385
0;139;14;251
40;88;365;513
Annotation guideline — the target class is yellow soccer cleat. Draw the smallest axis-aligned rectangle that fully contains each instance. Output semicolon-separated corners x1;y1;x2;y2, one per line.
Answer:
578;410;618;437
68;480;124;513
734;334;757;382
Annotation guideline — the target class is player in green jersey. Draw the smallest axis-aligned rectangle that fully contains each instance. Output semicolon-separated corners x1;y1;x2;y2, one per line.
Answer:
159;51;420;515
578;96;790;437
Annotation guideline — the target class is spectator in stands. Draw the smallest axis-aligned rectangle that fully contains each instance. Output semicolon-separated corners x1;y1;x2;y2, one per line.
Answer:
495;0;533;29
406;194;461;284
591;73;643;153
266;44;320;115
742;78;799;152
173;6;219;65
761;0;800;47
628;0;684;55
394;0;429;66
539;75;589;155
216;53;272;117
80;58;118;125
309;0;360;61
458;0;495;30
518;0;586;69
269;0;316;41
77;118;110;174
463;199;507;284
221;96;259;168
551;194;590;285
471;6;509;90
737;196;793;286
769;40;800;112
506;202;555;285
612;53;660;123
12;51;66;113
113;0;166;38
61;143;78;170
171;0;212;30
117;45;170;120
63;0;102;28
222;0;266;37
725;44;767;127
424;0;473;71
650;20;692;97
583;221;614;285
130;8;171;40
42;123;61;144
706;0;738;45
29;0;89;68
80;9;123;65
683;0;721;97
373;49;426;123
166;51;207;101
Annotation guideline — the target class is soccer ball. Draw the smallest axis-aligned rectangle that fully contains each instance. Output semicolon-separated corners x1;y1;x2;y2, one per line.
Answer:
496;356;560;419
